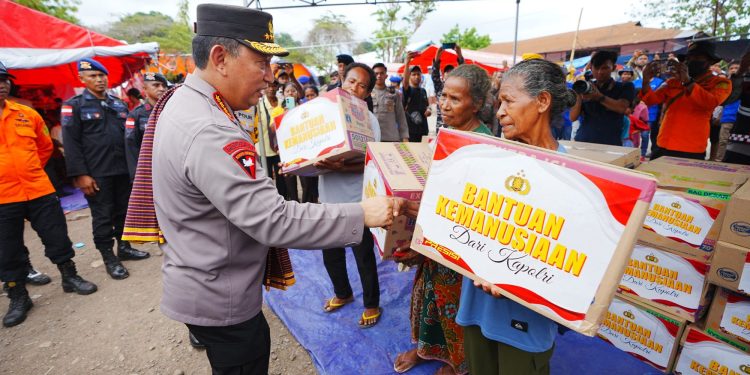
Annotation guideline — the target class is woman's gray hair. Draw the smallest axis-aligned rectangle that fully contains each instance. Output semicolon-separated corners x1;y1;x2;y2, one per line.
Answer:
503;59;577;118
445;64;492;110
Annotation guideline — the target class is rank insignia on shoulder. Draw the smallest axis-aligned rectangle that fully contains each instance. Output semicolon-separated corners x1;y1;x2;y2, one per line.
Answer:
223;140;256;179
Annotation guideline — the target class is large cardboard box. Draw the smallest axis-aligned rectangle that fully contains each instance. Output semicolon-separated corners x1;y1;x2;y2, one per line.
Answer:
704;288;750;352
673;325;750;375
720;182;750;249
559;140;641;169
650;156;750;178
598;295;687;372
363;142;432;260
636;160;748;261
619;243;713;322
410;128;658;335
276;88;375;176
708;241;750;296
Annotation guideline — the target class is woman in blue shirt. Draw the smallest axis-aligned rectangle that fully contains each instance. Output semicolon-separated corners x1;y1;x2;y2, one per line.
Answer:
457;58;577;375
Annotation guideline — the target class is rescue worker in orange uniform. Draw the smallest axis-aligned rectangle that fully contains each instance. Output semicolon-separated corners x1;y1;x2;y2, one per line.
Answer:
0;61;97;328
640;41;732;160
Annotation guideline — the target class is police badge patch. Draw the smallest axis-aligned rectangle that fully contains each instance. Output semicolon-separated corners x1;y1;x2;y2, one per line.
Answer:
223;140;256;179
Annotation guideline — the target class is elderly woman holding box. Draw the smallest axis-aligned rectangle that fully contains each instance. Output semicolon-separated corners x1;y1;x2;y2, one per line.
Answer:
393;64;493;375
456;58;578;375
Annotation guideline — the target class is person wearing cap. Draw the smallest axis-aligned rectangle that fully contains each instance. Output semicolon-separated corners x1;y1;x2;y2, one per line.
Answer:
619;66;635;83
640;41;732;160
61;58;150;282
125;72;168;182
0;61;98;328
326;54;355;92
570;50;635;146
142;5;403;372
402;51;431;142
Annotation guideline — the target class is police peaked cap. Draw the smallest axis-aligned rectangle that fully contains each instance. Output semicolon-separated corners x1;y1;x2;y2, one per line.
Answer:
0;60;15;79
78;58;109;75
143;72;169;86
195;4;289;57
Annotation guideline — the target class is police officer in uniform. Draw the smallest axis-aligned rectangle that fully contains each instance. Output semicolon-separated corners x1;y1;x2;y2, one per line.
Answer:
1;62;97;327
61;58;149;281
145;5;405;373
125;72;168;181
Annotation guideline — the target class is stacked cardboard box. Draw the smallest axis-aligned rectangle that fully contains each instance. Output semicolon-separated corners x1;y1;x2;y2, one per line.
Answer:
598;295;688;372
673;325;750;375
559;140;641;169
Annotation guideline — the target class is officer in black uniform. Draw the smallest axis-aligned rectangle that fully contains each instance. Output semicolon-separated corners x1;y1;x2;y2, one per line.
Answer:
124;72;168;181
61;58;149;280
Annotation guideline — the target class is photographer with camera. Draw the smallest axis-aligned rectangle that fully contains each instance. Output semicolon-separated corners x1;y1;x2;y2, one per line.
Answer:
640;41;732;160
570;51;635;146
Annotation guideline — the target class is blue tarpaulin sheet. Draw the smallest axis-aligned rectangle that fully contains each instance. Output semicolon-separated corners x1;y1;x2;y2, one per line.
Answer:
263;249;663;375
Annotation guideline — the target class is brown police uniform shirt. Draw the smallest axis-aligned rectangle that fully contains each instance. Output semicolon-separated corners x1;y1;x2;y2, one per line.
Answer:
152;74;365;326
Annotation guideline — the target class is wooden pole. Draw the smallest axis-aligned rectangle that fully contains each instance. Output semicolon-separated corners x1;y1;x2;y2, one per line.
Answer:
569;8;584;65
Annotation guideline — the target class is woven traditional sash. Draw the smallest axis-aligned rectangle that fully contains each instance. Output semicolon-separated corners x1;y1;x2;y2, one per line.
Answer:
122;83;295;291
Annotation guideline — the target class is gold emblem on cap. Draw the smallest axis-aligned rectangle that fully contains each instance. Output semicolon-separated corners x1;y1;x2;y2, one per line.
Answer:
265;21;274;41
145;72;155;79
80;61;92;69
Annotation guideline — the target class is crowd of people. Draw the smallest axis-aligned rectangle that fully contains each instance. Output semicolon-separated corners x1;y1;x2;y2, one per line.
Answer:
2;3;750;374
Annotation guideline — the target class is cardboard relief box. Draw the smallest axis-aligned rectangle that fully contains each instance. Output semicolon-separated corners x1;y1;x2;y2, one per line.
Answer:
720;181;750;249
363;142;432;260
704;288;750;352
636;159;748;262
410;128;658;336
559;140;641;169
276;88;375;176
673;325;750;375
598;295;688;373
618;242;713;322
708;241;750;296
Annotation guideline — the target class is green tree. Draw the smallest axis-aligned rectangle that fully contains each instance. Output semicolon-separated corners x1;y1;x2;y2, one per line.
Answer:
354;41;377;55
304;13;354;73
99;0;193;53
372;1;436;62
13;0;80;24
441;25;492;50
633;0;750;39
276;32;315;65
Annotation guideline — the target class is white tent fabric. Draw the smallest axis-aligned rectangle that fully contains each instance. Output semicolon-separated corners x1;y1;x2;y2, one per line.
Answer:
1;42;160;69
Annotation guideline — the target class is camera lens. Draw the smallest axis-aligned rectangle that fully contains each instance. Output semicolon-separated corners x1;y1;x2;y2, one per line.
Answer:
572;80;592;95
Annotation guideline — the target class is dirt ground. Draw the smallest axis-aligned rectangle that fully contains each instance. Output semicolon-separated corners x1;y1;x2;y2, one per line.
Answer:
0;208;317;375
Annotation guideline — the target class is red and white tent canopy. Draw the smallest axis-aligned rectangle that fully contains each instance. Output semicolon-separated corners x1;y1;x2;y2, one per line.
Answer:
0;0;158;87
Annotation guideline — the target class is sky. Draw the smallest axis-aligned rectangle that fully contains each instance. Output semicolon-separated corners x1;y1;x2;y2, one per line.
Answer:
76;0;655;50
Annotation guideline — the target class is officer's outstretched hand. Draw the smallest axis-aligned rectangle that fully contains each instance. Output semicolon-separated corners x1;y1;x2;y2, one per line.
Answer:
75;175;100;196
360;196;396;228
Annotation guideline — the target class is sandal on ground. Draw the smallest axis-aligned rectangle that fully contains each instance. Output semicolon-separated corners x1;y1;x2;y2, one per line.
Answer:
323;296;354;313
358;307;383;329
393;349;425;373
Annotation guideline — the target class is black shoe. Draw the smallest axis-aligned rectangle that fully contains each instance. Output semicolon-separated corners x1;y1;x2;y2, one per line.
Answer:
98;248;129;280
57;260;97;295
117;241;150;261
3;282;33;328
26;268;52;286
189;332;205;349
